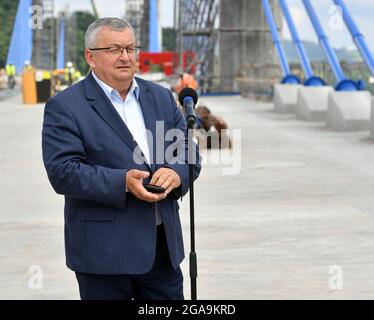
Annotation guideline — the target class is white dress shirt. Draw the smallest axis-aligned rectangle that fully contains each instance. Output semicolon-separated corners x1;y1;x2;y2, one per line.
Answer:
92;72;162;225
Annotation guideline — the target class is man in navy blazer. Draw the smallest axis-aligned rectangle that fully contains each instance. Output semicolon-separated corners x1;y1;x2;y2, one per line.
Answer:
42;18;201;300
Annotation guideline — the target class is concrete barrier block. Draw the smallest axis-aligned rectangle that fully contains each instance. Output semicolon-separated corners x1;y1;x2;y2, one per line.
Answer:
327;91;371;131
296;86;334;122
274;84;301;114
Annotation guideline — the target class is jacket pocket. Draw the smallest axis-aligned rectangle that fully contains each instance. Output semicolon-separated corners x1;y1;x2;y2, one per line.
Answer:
77;206;116;221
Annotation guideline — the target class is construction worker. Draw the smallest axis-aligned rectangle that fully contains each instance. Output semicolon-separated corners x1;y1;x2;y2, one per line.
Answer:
0;68;7;89
64;61;75;86
74;69;82;82
64;61;82;86
175;72;198;95
5;62;16;89
23;60;33;71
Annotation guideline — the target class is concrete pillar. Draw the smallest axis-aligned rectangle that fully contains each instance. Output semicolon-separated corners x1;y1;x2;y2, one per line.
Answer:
219;0;280;93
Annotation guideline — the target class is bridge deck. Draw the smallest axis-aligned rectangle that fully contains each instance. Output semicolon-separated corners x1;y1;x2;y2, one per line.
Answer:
1;93;374;299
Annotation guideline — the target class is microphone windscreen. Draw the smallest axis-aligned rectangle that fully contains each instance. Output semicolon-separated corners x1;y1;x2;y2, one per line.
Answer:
178;87;198;106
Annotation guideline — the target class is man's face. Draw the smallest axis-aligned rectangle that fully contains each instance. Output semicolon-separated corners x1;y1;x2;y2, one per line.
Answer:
85;27;137;87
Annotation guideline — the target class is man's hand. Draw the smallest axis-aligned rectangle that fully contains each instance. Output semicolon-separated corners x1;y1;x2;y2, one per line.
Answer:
126;169;167;202
150;168;181;195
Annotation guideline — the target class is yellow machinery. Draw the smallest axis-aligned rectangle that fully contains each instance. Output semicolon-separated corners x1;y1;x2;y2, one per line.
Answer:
22;69;37;104
51;69;69;95
22;69;51;104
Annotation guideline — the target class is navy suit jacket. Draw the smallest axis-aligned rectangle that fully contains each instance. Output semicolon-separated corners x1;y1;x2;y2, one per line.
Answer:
42;72;201;275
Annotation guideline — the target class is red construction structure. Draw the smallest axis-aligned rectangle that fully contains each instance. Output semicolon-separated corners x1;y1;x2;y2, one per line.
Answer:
138;51;196;76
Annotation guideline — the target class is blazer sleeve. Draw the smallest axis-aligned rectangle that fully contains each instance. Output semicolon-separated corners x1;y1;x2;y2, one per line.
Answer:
42;97;127;210
164;90;202;200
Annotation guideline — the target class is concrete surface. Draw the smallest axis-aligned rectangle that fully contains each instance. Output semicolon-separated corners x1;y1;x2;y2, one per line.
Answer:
0;87;21;102
1;93;374;299
327;91;371;131
296;86;334;122
370;97;374;140
274;84;301;114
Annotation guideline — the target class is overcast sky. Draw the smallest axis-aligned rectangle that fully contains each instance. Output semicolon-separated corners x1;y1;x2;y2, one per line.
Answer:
54;0;174;26
54;0;374;51
284;0;374;51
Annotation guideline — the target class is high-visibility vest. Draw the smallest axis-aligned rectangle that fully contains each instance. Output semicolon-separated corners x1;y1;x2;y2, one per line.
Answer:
6;64;16;76
74;70;81;81
42;70;51;79
64;67;75;82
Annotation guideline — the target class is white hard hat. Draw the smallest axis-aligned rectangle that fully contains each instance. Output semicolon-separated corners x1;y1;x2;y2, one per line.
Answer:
66;61;73;68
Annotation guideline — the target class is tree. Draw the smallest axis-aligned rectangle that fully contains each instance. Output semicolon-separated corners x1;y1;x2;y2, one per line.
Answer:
162;27;176;52
72;11;96;75
0;0;18;67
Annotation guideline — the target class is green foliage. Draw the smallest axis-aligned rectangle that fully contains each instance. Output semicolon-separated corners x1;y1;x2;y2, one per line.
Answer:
73;11;96;75
0;1;95;73
283;39;362;63
0;0;18;67
162;27;176;52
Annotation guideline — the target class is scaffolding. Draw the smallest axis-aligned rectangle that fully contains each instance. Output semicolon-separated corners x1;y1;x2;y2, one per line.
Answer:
66;12;77;67
55;10;77;69
32;0;55;70
125;0;146;49
176;0;219;92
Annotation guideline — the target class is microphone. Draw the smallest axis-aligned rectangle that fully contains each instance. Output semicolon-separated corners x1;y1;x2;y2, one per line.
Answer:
178;87;198;128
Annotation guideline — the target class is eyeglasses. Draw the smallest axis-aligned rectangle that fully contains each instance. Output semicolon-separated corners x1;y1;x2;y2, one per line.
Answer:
89;45;141;56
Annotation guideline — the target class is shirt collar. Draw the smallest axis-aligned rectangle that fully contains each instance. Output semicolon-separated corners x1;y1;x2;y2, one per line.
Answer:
92;71;139;101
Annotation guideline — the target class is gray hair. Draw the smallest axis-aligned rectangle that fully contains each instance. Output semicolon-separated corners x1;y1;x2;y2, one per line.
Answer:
85;17;135;48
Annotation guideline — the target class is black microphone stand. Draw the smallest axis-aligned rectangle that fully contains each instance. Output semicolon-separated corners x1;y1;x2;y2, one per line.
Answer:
187;116;197;300
178;88;199;300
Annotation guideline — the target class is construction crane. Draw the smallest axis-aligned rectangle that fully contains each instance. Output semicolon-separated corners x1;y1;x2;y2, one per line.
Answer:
90;0;99;19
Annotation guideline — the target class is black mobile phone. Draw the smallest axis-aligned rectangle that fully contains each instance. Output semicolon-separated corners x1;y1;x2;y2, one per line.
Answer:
143;184;166;194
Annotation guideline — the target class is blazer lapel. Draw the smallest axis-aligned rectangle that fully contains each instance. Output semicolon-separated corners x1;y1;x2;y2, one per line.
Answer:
137;79;158;172
83;72;151;171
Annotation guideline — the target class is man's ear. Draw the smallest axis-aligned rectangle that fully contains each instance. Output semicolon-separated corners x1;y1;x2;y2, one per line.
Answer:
84;49;95;69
